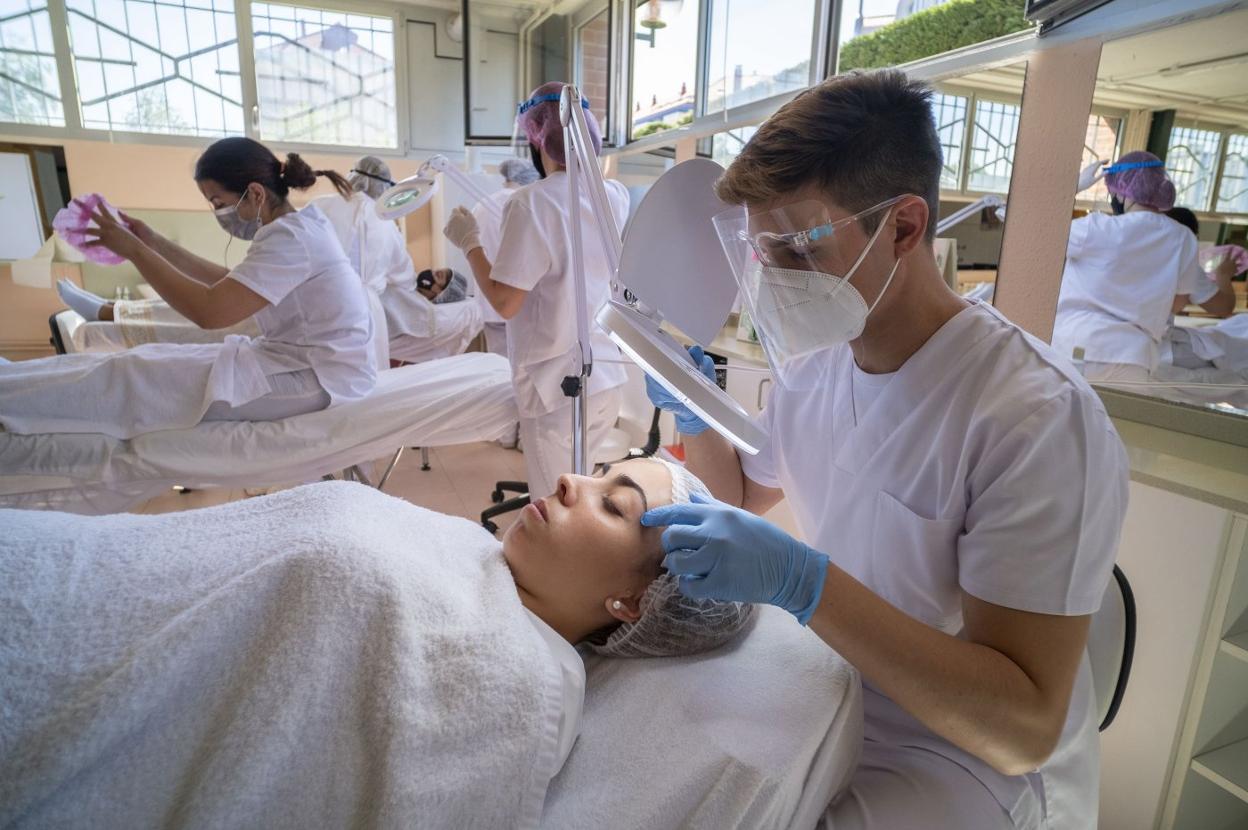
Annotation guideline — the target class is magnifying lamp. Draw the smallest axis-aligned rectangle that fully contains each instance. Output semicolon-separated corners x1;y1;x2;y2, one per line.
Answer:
936;193;1005;235
375;155;503;221
597;158;767;454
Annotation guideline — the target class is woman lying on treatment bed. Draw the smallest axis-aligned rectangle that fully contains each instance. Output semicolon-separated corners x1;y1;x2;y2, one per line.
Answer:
0;458;752;829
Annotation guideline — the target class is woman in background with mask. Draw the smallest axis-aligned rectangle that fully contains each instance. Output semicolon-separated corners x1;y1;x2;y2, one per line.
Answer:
441;82;628;500
0;137;376;439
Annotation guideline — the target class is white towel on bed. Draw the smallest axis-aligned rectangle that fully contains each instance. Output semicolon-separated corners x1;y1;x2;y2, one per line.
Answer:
0;481;565;830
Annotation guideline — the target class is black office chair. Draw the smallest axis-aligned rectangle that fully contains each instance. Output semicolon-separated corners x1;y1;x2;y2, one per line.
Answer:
480;408;663;534
1088;564;1137;732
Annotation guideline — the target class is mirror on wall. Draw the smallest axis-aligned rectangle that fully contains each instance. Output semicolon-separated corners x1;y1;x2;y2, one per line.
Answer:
927;61;1028;306
1053;9;1248;417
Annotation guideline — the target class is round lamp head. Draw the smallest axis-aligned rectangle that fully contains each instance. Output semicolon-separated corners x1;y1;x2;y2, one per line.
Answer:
375;175;440;220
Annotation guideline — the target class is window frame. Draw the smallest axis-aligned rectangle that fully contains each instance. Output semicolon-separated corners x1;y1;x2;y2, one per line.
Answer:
0;0;411;156
1164;118;1248;218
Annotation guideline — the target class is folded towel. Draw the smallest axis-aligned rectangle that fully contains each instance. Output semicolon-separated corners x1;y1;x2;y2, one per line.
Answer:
1;481;564;829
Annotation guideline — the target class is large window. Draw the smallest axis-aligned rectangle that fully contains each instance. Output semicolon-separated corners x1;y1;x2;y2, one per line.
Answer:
1;0;64;126
931;92;967;190
1079;113;1122;204
837;0;1031;73
1167;126;1223;213
1215;133;1248;214
251;2;395;148
630;0;699;139
65;0;242;136
704;0;815;113
966;98;1019;194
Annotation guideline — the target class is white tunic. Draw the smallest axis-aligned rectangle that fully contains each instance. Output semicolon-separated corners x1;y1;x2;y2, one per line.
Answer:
1052;211;1202;370
742;302;1129;829
227;203;376;405
473;188;514;328
489;173;629;419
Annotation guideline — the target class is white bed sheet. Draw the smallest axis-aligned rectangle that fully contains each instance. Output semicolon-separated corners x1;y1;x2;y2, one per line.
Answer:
542;606;863;830
0;352;516;514
389;299;484;364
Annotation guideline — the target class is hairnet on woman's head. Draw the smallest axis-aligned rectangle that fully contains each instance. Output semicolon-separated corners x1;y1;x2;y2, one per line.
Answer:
1104;151;1175;211
517;81;602;167
348;155;393;200
585;458;756;659
498;157;540;187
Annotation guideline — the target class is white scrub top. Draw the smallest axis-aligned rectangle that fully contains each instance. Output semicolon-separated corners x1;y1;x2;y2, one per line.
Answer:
489;173;629;418
227;203;377;405
473;188;513;328
742;302;1129;829
1052;211;1202;370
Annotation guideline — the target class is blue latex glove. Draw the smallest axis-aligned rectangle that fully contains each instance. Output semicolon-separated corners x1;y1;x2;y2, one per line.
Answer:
642;492;830;625
645;345;716;435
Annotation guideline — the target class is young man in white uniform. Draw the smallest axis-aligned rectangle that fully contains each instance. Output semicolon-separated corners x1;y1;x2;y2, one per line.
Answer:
1052;152;1210;383
442;83;628;499
642;70;1129;829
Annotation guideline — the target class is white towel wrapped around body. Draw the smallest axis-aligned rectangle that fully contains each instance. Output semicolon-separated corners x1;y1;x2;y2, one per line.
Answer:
0;481;565;829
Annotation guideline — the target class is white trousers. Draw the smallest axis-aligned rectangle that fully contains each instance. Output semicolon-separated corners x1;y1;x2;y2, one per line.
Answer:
517;386;622;500
202;369;330;422
821;741;1020;830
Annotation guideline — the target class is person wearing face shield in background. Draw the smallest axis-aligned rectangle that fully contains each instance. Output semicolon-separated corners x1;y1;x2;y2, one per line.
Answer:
472;157;541;356
1051;151;1215;383
440;82;629;501
641;70;1128;830
0;137;375;439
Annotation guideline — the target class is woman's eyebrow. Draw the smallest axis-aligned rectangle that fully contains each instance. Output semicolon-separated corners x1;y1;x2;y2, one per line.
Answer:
612;473;649;513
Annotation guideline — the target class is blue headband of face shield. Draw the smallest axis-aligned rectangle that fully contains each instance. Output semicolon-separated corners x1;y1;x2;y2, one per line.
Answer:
1102;159;1164;175
517;93;592;116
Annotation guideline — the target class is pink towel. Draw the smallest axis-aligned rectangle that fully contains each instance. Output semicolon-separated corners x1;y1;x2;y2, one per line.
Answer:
53;193;128;265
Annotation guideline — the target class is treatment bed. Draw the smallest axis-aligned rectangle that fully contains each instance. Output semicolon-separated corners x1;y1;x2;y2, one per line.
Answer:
544;605;863;828
0;352;517;514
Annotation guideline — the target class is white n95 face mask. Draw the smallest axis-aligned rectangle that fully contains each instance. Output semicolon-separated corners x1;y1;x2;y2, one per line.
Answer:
715;196;903;389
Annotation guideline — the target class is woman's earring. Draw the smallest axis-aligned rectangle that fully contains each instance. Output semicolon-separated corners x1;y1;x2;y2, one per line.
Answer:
612;600;623;611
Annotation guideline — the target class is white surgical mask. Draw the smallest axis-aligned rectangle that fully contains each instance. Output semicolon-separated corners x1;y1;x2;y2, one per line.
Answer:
213;191;262;242
753;209;900;356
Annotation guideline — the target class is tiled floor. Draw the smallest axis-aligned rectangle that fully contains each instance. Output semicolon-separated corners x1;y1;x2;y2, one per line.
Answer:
137;441;531;535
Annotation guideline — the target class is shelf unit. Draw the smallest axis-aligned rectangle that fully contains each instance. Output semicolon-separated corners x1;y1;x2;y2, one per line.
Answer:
1163;514;1248;829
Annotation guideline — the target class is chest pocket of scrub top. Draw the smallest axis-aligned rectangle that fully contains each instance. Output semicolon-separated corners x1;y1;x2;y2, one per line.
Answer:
871;490;964;631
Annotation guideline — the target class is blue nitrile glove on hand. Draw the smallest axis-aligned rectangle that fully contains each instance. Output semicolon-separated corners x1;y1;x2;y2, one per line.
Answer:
641;492;830;625
645;345;716;435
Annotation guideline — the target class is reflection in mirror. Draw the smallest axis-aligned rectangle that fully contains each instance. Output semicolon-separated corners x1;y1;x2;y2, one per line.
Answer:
465;1;611;142
1053;9;1248;417
927;61;1027;306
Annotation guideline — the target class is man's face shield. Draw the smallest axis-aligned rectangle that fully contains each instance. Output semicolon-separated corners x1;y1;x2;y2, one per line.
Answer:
712;196;903;389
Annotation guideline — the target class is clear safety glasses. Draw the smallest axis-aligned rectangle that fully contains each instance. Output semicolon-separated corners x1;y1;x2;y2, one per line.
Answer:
712;196;904;389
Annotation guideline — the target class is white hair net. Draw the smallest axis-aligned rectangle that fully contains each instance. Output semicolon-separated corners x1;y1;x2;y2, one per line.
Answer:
498;158;540;187
584;458;756;659
348;155;394;200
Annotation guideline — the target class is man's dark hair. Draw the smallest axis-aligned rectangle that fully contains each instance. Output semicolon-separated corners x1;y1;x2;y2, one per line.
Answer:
716;69;942;239
1165;206;1200;236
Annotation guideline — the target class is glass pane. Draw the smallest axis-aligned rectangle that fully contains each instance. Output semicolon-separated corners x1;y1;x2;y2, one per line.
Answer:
931;92;966;190
1166;126;1222;212
704;0;814;113
1215;133;1248;214
630;0;699;139
1079;113;1121;204
0;0;64;126
251;2;396;148
710;125;756;167
966;98;1019;193
465;0;609;142
65;0;241;136
837;0;1032;73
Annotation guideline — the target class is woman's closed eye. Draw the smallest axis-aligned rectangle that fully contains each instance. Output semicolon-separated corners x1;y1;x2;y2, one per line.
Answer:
602;495;625;519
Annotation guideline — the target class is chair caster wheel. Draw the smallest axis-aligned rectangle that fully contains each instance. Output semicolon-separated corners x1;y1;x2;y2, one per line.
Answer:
482;520;499;534
491;490;505;504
